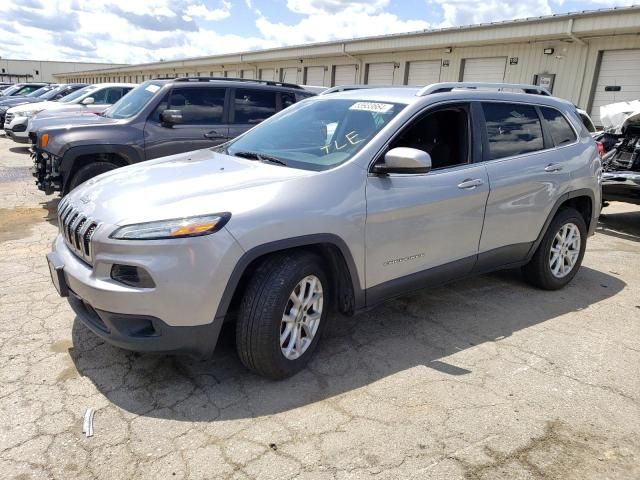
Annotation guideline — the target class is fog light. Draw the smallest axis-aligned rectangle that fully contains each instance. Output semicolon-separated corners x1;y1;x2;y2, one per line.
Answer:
111;264;155;288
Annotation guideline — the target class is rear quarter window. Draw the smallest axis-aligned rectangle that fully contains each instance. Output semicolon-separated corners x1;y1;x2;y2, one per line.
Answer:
482;103;544;160
541;107;577;146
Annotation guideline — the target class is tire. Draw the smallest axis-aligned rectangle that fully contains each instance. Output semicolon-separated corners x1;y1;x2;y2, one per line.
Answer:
522;207;587;290
67;162;118;192
236;252;330;379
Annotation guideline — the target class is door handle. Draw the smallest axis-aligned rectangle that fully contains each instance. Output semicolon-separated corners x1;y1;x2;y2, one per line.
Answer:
544;163;563;172
457;178;484;190
204;131;225;139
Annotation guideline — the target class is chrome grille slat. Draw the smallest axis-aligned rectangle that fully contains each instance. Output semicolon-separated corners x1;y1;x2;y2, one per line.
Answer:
56;201;99;264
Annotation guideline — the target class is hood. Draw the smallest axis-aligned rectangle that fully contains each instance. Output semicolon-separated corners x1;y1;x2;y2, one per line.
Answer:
29;110;112;133
0;97;36;108
600;100;640;134
8;100;60;114
66;148;313;226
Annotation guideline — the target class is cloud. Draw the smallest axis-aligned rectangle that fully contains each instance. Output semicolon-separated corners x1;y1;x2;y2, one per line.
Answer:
110;5;199;32
10;6;81;32
0;0;636;66
185;1;231;21
285;0;390;15
429;0;553;27
256;1;430;45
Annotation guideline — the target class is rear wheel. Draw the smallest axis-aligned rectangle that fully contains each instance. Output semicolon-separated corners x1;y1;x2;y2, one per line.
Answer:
67;162;118;192
522;207;587;290
236;252;329;379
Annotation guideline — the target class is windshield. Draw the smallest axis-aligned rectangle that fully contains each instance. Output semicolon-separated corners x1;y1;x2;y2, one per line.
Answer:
59;85;96;103
103;81;161;119
1;85;22;96
226;98;405;170
39;85;68;100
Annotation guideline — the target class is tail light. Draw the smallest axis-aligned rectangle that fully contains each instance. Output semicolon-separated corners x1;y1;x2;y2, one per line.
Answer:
596;141;605;158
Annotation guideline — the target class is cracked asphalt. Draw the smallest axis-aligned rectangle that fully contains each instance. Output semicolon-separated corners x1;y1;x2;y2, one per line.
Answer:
0;135;639;479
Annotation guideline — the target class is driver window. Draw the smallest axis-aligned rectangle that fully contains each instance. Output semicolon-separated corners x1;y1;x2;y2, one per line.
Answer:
390;105;470;170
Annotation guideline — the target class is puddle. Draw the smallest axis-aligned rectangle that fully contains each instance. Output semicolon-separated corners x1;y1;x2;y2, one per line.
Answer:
50;339;73;353
0;206;56;242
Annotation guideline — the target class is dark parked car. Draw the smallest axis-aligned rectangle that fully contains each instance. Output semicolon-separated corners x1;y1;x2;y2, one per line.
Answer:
0;83;53;125
0;82;49;97
32;77;316;194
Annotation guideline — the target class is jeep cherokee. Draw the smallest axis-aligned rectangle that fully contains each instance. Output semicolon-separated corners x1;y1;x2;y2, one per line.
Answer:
46;82;602;379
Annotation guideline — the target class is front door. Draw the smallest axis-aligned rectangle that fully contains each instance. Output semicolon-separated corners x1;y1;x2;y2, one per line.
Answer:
143;86;230;160
365;103;489;299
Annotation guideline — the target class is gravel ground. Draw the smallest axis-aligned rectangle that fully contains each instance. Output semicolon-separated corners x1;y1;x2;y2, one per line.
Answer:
0;135;638;479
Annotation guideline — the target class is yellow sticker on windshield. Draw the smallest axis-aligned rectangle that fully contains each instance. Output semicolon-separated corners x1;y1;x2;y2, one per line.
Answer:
349;102;393;113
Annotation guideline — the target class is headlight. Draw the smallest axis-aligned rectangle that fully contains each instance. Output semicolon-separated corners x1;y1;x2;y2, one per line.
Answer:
110;213;231;240
15;109;42;118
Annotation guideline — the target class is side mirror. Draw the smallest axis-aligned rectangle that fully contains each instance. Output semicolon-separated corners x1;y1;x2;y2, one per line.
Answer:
81;97;95;105
374;147;432;174
160;109;183;126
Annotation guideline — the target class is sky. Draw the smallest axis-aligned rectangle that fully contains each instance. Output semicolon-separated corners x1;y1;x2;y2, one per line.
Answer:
0;0;637;65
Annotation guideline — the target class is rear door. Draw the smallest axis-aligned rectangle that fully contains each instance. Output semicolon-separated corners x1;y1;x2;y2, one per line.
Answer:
143;86;230;160
227;87;278;139
477;102;572;265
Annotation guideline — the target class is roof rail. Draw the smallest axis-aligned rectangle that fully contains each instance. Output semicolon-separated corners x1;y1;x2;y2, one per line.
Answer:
173;76;303;90
416;82;551;97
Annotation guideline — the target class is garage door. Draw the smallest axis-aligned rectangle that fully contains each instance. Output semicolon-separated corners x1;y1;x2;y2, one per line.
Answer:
225;70;238;78
334;64;357;86
462;57;506;82
260;69;275;81
590;49;640;125
406;60;441;86
281;67;298;83
367;63;395;85
241;69;256;79
305;66;325;85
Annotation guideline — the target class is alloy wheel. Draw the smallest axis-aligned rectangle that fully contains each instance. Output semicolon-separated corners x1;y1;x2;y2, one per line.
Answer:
280;275;323;360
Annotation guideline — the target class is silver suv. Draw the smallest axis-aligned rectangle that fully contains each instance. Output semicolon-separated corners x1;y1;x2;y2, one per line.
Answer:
46;82;602;379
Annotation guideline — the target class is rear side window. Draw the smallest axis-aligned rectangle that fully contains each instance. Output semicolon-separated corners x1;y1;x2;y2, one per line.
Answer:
578;112;596;133
281;92;296;110
234;89;276;124
482;103;544;160
541;107;577;146
169;87;225;124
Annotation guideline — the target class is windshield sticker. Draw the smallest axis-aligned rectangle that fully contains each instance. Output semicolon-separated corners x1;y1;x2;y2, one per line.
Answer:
349;102;393;113
145;85;160;93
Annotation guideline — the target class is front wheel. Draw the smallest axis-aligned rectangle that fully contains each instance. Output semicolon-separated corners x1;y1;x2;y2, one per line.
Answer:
67;162;118;193
522;207;587;290
236;252;329;379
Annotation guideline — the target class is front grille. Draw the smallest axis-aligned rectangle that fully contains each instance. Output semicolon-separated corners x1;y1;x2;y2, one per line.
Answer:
4;113;14;125
57;197;100;264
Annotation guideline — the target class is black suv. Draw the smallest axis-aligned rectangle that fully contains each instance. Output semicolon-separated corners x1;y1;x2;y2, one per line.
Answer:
32;77;316;194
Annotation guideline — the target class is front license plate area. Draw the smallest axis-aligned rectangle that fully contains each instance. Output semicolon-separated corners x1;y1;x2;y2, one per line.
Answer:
46;252;69;297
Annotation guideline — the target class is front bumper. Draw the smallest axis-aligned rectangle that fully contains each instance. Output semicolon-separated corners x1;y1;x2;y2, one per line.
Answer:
68;291;223;356
49;226;244;354
32;147;62;194
4;116;29;142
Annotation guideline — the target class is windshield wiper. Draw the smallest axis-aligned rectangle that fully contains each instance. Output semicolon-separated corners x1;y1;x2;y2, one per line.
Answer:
232;151;287;166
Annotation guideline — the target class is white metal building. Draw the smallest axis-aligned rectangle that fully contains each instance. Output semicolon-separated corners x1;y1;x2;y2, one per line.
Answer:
0;59;127;83
54;6;640;125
